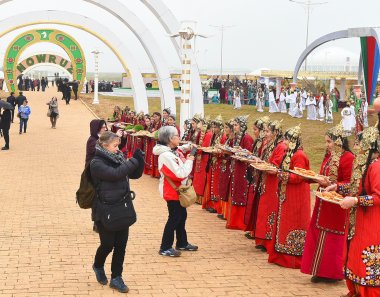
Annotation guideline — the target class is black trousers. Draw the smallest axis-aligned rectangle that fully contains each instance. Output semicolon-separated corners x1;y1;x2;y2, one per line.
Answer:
10;109;14;122
3;129;9;148
94;222;129;279
160;200;188;251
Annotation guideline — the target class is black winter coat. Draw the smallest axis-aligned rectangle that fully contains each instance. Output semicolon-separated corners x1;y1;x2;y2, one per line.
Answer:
90;148;144;222
0;110;11;131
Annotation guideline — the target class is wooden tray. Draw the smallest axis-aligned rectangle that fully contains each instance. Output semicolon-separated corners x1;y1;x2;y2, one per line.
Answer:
314;191;343;205
288;167;326;181
250;162;277;171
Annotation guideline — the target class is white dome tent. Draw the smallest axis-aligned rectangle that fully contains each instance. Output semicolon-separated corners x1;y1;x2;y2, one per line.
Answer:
307;46;359;72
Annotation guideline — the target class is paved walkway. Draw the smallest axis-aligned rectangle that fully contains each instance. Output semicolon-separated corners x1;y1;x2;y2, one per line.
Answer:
0;89;347;296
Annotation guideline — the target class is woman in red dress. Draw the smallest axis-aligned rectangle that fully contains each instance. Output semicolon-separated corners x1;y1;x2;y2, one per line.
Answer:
217;120;234;219
167;114;180;135
268;125;311;269
193;118;212;205
339;125;380;297
143;117;154;175
150;112;162;178
226;115;254;230
162;108;170;126
208;115;226;213
301;123;354;282
244;116;270;239
253;120;287;252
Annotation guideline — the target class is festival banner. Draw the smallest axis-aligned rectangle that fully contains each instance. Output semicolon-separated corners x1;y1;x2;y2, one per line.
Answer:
360;36;380;105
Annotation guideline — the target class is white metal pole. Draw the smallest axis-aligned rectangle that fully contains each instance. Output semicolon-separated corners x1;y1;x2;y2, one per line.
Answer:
92;50;100;104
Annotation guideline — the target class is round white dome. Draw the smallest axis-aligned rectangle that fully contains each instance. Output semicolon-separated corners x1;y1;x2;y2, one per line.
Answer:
307;46;359;72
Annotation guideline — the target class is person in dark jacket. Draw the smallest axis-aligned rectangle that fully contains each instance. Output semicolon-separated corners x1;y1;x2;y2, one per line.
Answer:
85;120;108;166
16;92;26;108
72;80;79;100
0;109;11;150
6;92;16;122
90;131;144;293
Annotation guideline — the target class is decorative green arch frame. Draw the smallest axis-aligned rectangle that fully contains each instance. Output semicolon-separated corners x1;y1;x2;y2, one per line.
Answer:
3;28;86;93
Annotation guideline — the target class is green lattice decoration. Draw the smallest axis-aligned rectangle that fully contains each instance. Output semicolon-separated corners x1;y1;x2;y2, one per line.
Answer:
3;28;86;92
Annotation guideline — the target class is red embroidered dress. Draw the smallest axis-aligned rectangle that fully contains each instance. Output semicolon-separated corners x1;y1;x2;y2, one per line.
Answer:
218;138;234;218
150;120;162;178
301;151;354;279
268;149;311;268
227;134;254;230
345;158;380;296
210;134;227;214
254;142;287;250
193;131;213;200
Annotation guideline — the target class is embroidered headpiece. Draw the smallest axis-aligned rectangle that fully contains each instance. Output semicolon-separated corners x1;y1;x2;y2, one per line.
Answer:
254;116;270;130
212;114;224;127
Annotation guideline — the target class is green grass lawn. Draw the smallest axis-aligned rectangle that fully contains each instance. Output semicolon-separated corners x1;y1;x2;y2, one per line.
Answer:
81;93;378;172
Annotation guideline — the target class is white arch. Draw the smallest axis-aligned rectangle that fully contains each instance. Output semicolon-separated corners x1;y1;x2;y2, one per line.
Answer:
293;27;380;83
0;10;149;113
22;63;73;78
82;0;176;114
0;0;204;116
141;0;204;117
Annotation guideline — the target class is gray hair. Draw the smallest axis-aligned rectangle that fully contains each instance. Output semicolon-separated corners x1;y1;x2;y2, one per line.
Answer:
158;126;178;146
98;131;120;147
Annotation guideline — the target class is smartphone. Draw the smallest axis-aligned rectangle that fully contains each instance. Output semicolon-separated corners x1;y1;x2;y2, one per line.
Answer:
189;147;198;157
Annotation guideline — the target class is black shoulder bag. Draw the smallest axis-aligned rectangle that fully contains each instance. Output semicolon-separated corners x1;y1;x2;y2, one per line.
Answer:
98;191;137;231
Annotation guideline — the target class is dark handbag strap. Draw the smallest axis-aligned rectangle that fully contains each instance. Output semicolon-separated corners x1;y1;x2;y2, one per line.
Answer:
163;174;179;192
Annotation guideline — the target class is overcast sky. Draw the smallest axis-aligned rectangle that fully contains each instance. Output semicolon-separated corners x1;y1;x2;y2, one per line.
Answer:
0;0;379;75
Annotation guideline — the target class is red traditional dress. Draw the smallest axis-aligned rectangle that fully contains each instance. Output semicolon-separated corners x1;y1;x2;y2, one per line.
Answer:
218;138;234;218
193;131;213;202
244;138;267;233
227;134;254;230
150;120;162;178
210;134;227;213
254;142;287;250
301;151;354;279
268;149;311;268
345;158;380;296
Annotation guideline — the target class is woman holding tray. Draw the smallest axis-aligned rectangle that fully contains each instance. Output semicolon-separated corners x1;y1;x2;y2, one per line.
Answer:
267;125;311;269
301;123;354;283
339;123;380;297
226;115;254;230
251;120;287;252
217;119;235;220
244;116;270;239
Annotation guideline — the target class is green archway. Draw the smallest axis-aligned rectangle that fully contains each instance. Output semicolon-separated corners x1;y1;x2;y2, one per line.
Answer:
3;28;86;93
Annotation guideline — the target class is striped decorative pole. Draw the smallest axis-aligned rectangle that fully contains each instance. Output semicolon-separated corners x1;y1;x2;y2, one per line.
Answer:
180;40;192;136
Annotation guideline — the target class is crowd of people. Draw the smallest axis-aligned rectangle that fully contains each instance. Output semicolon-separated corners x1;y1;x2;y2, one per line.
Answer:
205;78;370;134
17;76;50;92
98;103;380;296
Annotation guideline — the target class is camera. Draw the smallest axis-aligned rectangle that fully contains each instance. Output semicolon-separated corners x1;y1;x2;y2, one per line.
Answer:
189;147;198;157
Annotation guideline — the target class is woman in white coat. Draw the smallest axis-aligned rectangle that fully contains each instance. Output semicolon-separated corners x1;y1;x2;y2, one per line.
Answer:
256;88;264;112
279;90;287;113
305;93;317;120
268;88;279;113
317;93;325;121
233;88;242;110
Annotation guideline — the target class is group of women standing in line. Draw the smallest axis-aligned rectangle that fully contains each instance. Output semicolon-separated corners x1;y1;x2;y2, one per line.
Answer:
108;105;380;296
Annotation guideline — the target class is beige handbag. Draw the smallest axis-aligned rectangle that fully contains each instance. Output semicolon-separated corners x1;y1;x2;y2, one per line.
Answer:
164;175;197;208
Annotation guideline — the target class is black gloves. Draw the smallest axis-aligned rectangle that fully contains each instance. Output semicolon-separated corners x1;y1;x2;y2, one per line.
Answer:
133;148;145;162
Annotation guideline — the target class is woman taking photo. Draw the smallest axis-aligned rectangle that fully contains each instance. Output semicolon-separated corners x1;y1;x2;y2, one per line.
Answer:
47;97;59;129
339;124;380;297
153;126;198;257
90;131;145;293
301;123;354;283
